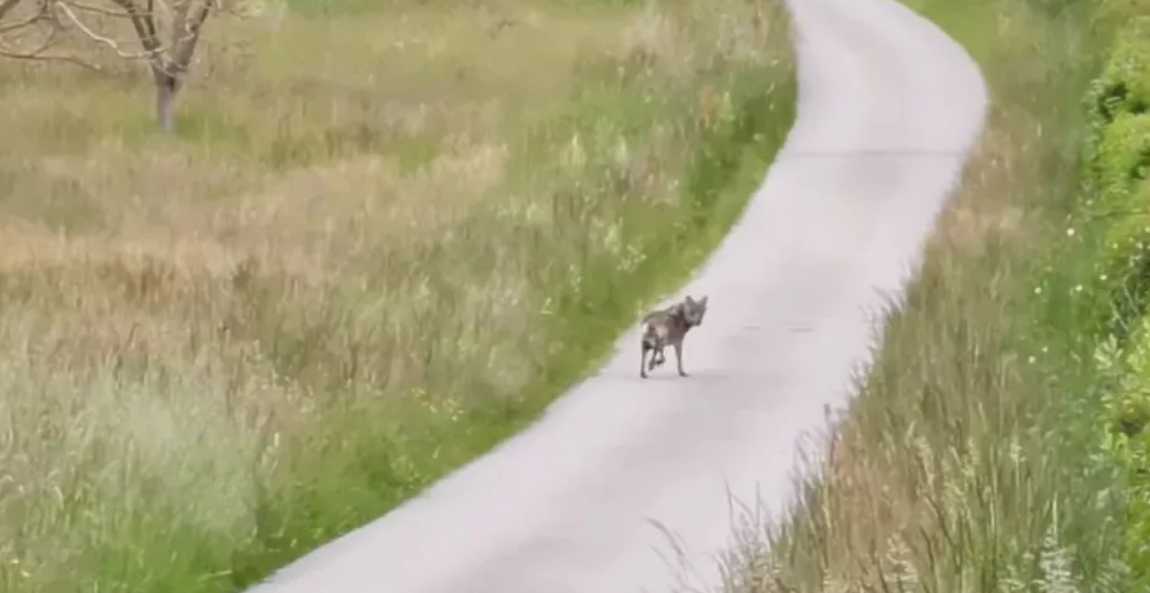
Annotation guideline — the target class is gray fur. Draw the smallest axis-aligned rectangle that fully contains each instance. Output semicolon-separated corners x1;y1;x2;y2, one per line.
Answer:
639;295;708;378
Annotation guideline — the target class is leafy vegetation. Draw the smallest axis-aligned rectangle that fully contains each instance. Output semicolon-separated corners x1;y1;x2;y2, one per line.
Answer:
1082;11;1150;589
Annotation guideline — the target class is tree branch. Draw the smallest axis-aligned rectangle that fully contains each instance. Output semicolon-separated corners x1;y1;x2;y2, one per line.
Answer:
0;0;49;34
0;46;104;69
104;0;163;63
169;0;210;73
55;0;151;59
0;18;55;53
57;0;132;18
0;0;223;131
0;21;103;70
0;0;23;21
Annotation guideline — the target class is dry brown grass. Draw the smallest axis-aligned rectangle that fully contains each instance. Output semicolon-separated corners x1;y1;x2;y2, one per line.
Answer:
0;0;796;591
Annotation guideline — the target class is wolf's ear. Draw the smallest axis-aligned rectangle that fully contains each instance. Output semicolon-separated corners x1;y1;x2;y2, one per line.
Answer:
684;295;695;304
699;295;708;307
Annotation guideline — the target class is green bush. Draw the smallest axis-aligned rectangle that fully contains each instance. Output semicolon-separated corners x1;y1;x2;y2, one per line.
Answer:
1089;16;1150;126
1085;16;1150;196
1080;17;1150;339
1095;114;1150;195
1083;11;1150;588
1085;122;1150;338
1097;323;1150;587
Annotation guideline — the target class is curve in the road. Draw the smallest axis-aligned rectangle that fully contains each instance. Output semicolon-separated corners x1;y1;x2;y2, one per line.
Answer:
244;0;988;591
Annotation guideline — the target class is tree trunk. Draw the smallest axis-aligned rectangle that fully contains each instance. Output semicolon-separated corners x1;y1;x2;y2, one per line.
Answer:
153;70;181;134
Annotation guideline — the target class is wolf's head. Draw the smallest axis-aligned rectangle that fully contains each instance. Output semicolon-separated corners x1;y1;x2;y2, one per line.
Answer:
681;295;709;327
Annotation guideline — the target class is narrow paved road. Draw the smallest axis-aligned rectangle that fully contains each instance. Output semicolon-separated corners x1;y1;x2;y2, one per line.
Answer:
245;0;987;591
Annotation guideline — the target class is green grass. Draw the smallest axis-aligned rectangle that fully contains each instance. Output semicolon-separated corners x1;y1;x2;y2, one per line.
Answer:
719;0;1150;591
0;0;796;591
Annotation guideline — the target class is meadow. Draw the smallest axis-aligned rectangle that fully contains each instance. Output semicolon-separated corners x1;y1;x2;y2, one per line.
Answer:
0;0;796;590
724;0;1150;591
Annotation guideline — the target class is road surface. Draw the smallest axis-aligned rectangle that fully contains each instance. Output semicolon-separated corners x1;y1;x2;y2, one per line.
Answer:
244;0;987;590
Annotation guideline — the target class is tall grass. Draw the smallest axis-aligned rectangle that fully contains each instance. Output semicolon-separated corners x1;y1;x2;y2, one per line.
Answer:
721;1;1138;591
0;0;796;591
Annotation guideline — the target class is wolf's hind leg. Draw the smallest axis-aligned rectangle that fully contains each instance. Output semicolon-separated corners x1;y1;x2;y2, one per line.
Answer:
649;347;665;371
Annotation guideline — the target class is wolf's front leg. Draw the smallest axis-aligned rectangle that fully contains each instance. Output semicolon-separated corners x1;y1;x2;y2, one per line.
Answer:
673;342;688;377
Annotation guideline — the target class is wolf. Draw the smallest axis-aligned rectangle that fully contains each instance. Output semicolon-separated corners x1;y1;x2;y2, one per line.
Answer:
639;294;709;379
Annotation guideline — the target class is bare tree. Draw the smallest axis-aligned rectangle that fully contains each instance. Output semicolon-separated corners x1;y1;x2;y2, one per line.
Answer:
0;0;230;132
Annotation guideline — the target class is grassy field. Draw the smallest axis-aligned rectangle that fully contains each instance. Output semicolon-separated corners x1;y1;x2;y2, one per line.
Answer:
722;0;1150;591
0;0;796;591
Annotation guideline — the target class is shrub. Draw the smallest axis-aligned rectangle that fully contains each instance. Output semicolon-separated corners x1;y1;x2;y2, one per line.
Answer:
1080;18;1150;340
1089;16;1150;126
1081;10;1150;588
1096;321;1150;587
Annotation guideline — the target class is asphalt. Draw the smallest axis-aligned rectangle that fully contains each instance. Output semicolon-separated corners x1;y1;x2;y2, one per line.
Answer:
243;0;988;590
